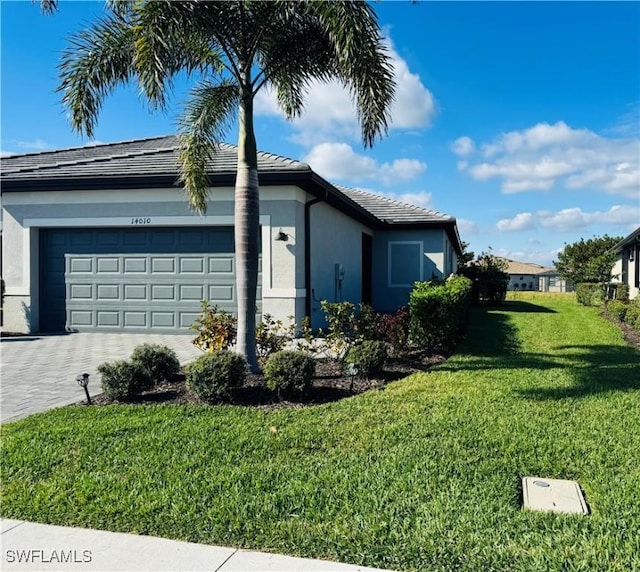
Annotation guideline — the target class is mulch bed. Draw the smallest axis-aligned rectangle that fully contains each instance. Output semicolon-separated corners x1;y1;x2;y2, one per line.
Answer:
603;312;640;350
88;350;448;411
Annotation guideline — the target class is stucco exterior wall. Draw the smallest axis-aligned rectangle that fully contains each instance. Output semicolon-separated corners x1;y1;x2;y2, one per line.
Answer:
507;274;539;291
612;247;639;300
372;228;447;314
1;185;306;333
307;201;373;327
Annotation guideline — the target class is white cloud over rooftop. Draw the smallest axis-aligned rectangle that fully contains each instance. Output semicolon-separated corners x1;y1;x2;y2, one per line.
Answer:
303;142;426;185
254;36;436;147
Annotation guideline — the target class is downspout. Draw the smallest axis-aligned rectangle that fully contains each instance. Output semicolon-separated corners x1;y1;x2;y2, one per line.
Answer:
304;195;324;318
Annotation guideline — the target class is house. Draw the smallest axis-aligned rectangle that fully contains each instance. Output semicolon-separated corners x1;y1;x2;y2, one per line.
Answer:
499;258;573;293
1;136;462;334
611;226;640;300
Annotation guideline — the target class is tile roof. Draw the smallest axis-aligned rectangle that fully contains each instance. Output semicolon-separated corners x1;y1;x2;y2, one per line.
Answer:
338;186;455;224
1;136;461;251
1;135;310;180
498;258;555;275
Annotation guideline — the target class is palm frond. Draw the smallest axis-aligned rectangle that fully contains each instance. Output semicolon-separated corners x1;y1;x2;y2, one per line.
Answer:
37;0;57;15
132;0;224;110
58;15;136;137
255;1;395;146
310;1;396;147
178;80;239;213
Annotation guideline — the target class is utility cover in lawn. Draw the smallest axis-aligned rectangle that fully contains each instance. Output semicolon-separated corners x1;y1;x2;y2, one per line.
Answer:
522;477;589;515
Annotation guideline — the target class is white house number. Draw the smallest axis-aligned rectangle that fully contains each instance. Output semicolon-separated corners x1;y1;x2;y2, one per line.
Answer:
131;217;152;225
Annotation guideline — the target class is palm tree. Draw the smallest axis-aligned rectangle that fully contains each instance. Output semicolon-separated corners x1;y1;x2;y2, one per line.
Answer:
55;0;395;371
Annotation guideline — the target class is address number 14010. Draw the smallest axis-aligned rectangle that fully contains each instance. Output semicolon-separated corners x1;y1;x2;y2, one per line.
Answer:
131;217;152;225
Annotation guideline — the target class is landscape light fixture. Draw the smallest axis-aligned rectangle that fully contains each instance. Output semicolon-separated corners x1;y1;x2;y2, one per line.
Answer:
76;372;92;405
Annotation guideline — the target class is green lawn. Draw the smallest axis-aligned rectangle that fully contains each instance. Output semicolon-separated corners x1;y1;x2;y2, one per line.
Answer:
2;293;639;571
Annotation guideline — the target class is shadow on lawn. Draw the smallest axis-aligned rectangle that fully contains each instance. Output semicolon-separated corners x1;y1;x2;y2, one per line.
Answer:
517;344;640;400
500;300;557;313
443;304;640;399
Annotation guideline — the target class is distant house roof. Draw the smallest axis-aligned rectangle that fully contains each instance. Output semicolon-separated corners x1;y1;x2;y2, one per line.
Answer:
611;226;640;253
1;135;462;253
498;258;555;276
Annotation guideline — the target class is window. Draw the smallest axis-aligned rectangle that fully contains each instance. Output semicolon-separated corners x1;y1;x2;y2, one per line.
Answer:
388;242;422;287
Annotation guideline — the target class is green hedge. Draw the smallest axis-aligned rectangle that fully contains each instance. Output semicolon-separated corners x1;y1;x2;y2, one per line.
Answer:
409;275;473;351
576;283;605;306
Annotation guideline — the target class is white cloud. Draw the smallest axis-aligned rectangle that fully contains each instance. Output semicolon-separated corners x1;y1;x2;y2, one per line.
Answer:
1;150;15;158
303;142;426;185
17;138;53;151
392;191;433;209
456;218;480;235
496;205;640;233
496;212;535;232
451;136;475;157
458;121;640;198
254;36;436;147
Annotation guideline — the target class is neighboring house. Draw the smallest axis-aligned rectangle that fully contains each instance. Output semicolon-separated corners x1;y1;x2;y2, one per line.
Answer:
611;226;640;300
499;258;573;293
1;136;462;334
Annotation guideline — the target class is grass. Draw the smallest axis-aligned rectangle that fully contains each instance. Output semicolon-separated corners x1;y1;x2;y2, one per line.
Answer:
2;292;639;571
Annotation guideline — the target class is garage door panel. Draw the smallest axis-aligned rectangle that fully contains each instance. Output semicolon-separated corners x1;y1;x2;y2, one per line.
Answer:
124;284;147;301
180;258;205;273
97;311;120;327
124;257;147;273
96;258;120;273
151;257;176;274
124;312;147;328
41;227;260;333
69;258;93;273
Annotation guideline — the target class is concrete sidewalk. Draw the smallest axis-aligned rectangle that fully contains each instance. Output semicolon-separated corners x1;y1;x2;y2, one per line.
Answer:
1;520;393;572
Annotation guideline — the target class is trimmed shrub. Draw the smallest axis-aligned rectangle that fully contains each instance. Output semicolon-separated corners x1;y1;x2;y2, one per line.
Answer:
97;360;151;402
625;303;640;332
605;300;627;322
409;275;473;351
130;344;180;385
616;283;630;303
345;340;388;380
264;350;316;400
186;351;247;403
576;283;605;306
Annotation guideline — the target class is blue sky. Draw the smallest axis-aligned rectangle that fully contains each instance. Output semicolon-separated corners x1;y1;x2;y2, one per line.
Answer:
2;1;638;266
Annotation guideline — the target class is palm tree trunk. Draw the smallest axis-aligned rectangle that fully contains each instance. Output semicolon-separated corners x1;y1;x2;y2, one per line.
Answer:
235;86;260;372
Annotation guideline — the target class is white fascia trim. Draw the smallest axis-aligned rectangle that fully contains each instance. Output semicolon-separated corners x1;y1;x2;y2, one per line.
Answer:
262;288;307;299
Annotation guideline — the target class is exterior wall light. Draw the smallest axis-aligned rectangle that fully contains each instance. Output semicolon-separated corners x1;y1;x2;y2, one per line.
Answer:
275;229;289;242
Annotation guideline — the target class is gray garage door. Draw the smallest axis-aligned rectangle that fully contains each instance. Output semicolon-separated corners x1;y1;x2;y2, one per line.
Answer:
39;227;261;333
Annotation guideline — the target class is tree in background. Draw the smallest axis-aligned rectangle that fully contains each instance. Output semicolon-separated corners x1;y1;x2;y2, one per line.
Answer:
51;0;395;371
554;235;622;285
458;251;509;305
457;241;475;270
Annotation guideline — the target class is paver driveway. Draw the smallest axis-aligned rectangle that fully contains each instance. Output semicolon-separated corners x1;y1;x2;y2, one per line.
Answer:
1;333;203;423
